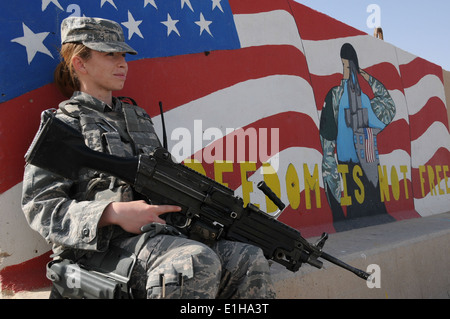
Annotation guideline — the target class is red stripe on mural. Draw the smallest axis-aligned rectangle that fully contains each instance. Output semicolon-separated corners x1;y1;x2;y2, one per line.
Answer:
120;45;310;116
365;62;404;93
289;1;366;41
409;97;449;141
377;119;412;156
278;188;336;238
229;0;293;14
309;73;343;111
382;178;419;219
0;84;65;194
400;57;444;88
0;251;52;292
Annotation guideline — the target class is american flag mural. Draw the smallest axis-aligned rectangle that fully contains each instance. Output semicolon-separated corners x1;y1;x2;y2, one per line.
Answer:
364;128;376;164
1;0;449;291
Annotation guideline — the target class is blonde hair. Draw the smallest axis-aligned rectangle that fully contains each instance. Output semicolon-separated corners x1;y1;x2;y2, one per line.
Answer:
54;43;92;97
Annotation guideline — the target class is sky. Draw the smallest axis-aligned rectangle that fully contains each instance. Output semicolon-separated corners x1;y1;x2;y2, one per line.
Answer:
294;0;450;71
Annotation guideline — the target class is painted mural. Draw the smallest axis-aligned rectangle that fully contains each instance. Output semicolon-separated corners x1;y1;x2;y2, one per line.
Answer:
1;0;449;291
319;42;397;231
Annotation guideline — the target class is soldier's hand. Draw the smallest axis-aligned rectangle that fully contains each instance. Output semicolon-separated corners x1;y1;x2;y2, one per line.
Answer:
99;200;181;234
359;69;370;82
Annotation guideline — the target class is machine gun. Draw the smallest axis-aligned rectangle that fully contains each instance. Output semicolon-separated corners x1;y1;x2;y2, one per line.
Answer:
25;109;370;280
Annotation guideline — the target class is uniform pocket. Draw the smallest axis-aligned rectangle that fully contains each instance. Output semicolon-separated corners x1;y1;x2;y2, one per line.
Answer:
146;254;194;299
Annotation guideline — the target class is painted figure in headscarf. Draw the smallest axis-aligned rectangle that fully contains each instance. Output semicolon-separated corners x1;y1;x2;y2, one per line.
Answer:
319;43;396;231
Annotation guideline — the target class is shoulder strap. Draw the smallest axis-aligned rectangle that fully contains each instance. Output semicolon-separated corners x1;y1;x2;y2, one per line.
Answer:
117;96;138;106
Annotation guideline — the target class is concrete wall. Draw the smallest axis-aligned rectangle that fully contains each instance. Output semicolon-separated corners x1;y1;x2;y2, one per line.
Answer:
272;211;450;299
1;0;449;294
444;70;450;129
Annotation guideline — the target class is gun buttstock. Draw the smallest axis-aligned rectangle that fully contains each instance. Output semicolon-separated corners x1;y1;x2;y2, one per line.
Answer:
25;109;138;183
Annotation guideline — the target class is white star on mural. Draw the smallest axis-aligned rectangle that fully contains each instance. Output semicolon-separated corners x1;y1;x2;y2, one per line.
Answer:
181;0;194;12
161;13;181;37
41;0;63;11
11;23;53;64
195;13;213;37
101;0;117;10
211;0;223;13
144;0;157;9
122;11;143;40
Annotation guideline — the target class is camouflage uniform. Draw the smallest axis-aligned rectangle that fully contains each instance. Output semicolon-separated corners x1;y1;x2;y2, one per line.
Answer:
21;17;275;299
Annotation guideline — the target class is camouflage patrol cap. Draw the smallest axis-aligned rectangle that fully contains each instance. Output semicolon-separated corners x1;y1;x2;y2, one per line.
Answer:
61;17;137;55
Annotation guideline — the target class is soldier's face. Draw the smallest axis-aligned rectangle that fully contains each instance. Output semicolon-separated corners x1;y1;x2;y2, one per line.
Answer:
342;59;350;80
77;50;128;92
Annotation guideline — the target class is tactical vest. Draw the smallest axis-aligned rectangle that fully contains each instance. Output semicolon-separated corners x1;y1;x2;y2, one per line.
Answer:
57;97;161;202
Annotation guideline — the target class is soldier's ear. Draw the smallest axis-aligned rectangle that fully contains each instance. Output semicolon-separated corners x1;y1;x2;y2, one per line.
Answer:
72;55;87;75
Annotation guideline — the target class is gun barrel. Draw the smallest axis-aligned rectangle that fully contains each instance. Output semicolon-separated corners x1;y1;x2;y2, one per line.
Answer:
321;251;370;280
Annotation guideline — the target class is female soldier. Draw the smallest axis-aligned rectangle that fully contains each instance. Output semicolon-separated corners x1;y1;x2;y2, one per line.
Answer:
22;17;275;299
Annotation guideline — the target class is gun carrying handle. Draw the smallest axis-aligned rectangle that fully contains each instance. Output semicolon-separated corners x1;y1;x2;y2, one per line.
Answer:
257;181;286;218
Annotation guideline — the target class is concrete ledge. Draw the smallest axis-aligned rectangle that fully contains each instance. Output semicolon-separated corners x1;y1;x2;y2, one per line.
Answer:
1;287;50;299
272;212;450;299
3;212;450;299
